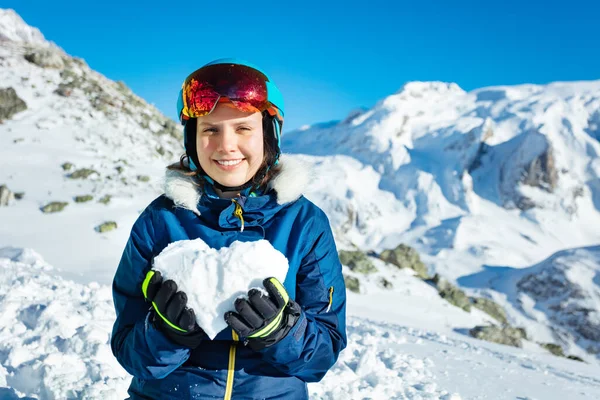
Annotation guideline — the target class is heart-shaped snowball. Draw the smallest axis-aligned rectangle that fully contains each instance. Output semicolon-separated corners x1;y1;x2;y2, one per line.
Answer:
152;238;289;339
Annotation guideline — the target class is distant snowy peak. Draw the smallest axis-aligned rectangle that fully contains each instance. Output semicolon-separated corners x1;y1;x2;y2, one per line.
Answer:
284;77;600;215
395;81;465;97
0;9;49;47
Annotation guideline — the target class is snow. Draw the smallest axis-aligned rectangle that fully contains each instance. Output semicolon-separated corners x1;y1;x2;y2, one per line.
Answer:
3;248;600;399
0;10;182;285
0;9;49;47
2;7;600;399
0;248;129;399
152;239;289;339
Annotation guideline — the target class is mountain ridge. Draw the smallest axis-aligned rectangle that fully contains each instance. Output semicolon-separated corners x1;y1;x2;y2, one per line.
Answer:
2;8;600;391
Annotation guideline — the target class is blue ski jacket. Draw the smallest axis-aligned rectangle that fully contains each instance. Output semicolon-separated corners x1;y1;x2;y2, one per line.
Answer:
111;157;347;399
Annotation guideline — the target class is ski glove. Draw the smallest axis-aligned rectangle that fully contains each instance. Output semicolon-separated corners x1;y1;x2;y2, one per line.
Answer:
224;277;302;351
142;270;206;349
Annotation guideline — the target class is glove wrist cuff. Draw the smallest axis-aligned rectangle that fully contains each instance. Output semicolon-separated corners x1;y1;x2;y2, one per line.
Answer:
247;300;301;351
151;311;207;349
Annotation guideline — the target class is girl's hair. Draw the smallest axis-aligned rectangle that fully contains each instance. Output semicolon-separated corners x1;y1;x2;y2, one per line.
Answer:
167;112;281;193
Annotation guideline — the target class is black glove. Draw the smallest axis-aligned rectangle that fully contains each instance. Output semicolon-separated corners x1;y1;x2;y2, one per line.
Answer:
224;277;301;351
142;270;207;349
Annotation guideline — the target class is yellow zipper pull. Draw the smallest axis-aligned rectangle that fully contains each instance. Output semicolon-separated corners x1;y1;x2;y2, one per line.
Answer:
232;200;245;232
326;286;334;312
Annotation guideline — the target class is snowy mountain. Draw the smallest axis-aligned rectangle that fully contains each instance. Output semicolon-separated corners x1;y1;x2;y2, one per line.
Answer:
285;80;600;264
0;9;182;284
2;8;600;399
0;9;48;46
285;78;600;364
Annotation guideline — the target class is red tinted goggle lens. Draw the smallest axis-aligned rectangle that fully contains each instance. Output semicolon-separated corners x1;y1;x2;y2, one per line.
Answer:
182;64;269;118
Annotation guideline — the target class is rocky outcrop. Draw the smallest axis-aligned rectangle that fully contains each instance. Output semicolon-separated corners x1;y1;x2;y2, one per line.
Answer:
540;343;565;357
41;202;68;213
338;250;378;274
442;118;495;173
379;277;393;289
514;246;600;356
518;269;600;343
586;109;600;141
24;49;65;69
470;297;508;325
68;168;99;179
521;146;558;192
74;195;93;203
496;131;558;211
342;107;369;125
0;185;15;206
344;275;360;293
469;325;527;348
98;195;111;205
96;221;117;233
0;87;27;121
538;343;585;362
466;121;494;173
430;274;471;312
379;244;429;278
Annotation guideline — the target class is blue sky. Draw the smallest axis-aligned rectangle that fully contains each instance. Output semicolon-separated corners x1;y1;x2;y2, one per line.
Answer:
5;0;599;132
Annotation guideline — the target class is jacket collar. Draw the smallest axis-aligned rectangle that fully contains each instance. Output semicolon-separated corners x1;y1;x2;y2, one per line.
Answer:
162;154;311;216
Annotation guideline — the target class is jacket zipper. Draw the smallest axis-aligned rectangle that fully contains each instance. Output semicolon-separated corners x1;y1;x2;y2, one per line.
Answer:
225;201;242;398
326;286;334;312
232;200;245;232
224;330;239;400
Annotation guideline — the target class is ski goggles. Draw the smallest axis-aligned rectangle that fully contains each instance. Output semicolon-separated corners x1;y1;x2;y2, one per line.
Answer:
178;63;283;123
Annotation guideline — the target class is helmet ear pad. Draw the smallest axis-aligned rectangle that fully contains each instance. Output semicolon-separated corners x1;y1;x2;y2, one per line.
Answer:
184;119;200;171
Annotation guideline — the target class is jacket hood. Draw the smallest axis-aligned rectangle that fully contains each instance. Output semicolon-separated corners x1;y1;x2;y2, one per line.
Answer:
163;154;312;216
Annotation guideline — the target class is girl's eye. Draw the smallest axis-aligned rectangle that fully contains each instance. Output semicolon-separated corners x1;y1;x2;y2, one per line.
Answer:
203;128;218;134
237;126;251;132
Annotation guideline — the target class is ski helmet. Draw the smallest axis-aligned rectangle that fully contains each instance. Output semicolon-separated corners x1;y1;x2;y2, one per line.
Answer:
176;58;284;176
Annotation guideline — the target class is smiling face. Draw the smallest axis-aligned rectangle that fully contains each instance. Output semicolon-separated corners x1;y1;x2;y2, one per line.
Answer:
195;102;264;190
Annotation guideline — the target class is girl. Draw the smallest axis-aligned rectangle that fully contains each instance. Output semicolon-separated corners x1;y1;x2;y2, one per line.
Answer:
111;59;347;399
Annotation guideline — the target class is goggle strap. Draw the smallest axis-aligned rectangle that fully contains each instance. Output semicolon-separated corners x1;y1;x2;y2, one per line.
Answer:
181;84;189;117
275;118;281;155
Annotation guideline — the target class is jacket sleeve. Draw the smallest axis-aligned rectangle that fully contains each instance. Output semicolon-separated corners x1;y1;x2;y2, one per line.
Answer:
258;210;347;382
110;207;191;380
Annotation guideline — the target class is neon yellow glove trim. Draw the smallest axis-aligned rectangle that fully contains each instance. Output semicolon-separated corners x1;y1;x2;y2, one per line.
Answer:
269;277;289;303
247;278;289;338
152;301;187;333
248;312;284;338
142;270;155;299
142;270;187;333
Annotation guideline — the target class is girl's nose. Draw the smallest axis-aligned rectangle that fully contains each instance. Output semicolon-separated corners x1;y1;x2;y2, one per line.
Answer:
217;128;238;152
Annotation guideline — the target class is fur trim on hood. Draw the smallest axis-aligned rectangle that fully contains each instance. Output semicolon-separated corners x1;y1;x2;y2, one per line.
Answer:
163;155;311;215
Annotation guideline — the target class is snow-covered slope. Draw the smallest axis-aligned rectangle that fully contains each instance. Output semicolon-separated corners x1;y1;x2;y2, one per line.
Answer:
0;9;182;284
0;9;48;46
289;80;600;362
2;7;600;399
0;248;128;399
459;245;600;359
287;81;600;270
3;248;600;400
